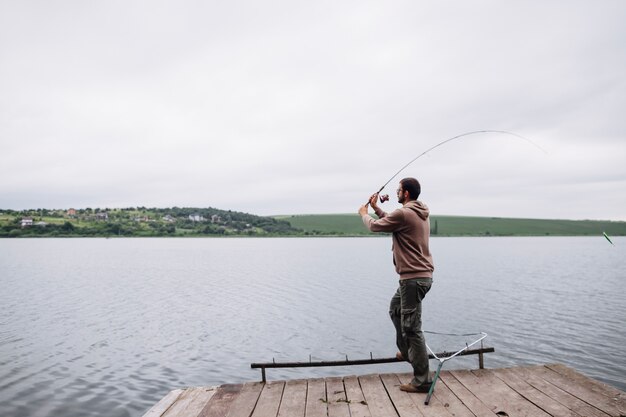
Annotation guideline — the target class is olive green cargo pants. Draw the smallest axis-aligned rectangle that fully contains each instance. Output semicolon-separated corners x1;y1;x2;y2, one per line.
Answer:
389;278;432;387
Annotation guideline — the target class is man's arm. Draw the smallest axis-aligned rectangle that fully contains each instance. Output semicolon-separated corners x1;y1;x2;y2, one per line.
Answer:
359;193;403;232
361;207;404;233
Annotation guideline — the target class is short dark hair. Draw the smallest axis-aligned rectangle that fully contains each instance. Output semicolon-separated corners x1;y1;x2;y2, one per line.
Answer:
400;177;421;200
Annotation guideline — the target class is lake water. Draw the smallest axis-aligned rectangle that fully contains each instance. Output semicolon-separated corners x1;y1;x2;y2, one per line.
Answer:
0;237;624;417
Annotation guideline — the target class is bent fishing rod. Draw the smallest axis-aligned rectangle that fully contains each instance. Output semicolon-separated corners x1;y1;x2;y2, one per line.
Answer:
365;130;545;206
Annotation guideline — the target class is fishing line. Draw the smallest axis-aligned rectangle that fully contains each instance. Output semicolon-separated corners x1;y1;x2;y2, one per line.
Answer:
366;130;546;206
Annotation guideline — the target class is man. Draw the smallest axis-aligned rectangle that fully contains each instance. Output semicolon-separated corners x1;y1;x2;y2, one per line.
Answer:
358;177;434;393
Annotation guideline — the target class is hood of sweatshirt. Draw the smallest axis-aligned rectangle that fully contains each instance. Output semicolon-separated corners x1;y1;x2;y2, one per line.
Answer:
405;200;430;220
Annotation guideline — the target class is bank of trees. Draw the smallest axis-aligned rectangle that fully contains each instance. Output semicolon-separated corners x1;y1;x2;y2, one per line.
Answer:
0;207;301;237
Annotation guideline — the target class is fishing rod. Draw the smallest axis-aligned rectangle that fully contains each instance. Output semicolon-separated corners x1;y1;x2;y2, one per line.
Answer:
365;130;545;206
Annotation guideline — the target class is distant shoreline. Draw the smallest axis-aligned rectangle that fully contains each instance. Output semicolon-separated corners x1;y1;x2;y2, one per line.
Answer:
2;210;624;238
0;233;623;238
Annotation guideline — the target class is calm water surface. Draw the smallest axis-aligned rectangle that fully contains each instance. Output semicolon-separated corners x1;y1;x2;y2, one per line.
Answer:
1;237;624;417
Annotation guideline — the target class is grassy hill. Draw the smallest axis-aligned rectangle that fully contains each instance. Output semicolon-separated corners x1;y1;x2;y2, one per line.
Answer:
275;214;626;237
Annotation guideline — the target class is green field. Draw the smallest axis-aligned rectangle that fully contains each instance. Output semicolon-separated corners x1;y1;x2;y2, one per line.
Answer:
276;214;626;237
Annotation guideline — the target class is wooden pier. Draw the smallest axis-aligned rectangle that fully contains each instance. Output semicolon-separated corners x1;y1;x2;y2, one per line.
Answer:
143;364;625;417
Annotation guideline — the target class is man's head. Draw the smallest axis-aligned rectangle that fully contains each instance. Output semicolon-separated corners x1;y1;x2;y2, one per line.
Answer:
397;177;421;204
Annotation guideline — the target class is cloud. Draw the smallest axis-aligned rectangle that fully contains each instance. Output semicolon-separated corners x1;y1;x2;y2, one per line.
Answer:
1;1;625;220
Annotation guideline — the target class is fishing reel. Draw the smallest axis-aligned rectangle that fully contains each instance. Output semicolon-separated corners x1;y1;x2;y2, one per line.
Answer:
365;192;389;207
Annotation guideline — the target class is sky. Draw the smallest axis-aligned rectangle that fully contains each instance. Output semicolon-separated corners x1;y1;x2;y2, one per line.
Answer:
1;1;625;220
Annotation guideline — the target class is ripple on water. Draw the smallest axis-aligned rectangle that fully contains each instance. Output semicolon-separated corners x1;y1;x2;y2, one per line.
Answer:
0;237;625;417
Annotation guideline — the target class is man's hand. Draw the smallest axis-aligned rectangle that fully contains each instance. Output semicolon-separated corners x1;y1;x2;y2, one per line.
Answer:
358;204;369;217
369;193;379;210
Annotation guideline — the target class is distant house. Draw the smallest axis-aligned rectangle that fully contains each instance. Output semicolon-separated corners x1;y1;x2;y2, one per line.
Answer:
95;212;109;221
35;221;48;227
67;208;77;217
134;216;149;222
211;214;221;224
188;214;204;222
21;218;33;227
163;215;176;223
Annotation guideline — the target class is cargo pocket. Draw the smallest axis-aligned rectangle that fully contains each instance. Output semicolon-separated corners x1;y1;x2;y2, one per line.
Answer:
401;307;419;337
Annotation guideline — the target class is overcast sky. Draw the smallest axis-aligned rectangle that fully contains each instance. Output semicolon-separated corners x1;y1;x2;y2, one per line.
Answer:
1;1;624;220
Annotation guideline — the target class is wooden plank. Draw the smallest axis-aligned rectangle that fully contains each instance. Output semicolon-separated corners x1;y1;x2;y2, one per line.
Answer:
359;374;398;417
225;382;264;417
344;375;372;417
142;389;184;417
163;387;206;417
304;378;327;417
251;381;284;417
461;368;552;417
439;371;499;417
180;387;218;417
277;379;307;417
532;365;623;417
491;368;580;417
510;366;611;417
379;373;425;417
428;373;477;417
397;372;453;417
198;384;243;417
546;364;626;406
326;377;350;417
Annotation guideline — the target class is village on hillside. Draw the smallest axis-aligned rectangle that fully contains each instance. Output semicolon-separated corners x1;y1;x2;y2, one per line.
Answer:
0;207;300;237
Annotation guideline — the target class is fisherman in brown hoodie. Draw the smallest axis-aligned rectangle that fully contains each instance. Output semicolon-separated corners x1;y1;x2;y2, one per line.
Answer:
359;177;435;393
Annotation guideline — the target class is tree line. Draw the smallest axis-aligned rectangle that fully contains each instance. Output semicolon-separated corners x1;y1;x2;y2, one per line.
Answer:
0;207;301;237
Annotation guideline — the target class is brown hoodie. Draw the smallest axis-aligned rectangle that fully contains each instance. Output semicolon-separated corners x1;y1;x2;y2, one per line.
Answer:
362;200;434;280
